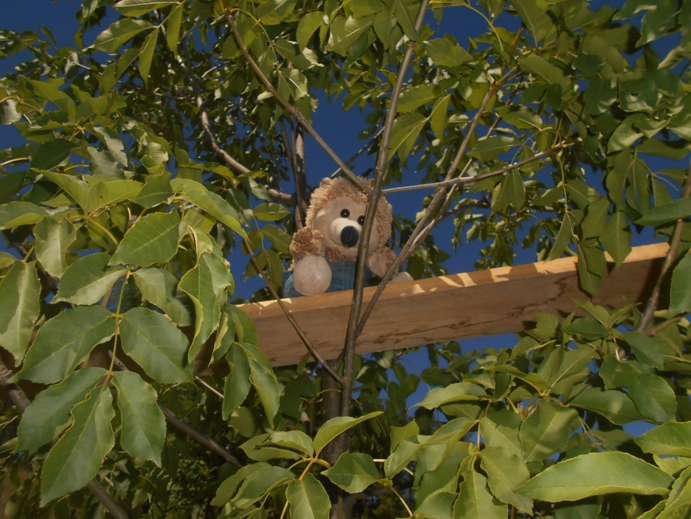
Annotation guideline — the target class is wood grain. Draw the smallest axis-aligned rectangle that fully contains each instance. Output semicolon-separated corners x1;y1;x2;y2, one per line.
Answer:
238;243;668;367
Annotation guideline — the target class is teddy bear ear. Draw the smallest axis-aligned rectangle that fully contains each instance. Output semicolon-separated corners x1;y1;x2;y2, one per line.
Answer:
319;178;332;188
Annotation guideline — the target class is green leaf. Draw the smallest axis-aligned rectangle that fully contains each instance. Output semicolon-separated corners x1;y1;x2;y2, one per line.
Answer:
132;267;191;326
413;382;487;409
253;203;290;222
264;431;313;456
430;95;450;140
165;4;183;55
547;215;573;261
0;201;48;230
40;387;115;506
426;38;472;68
670;250;691;315
120;307;192;383
397;84;440;113
323;453;380;493
570;387;644;425
297;12;324;49
41;171;89;208
509;0;553;42
233;465;295;510
623;331;664;369
241;342;281;426
212;462;268;506
479;412;523;457
174;180;247;239
109;211;180;267
34;217;76;278
519;400;577;461
504;170;526;209
636;198;691;226
112;371;165;466
138;29;158;83
313;411;383;455
179;253;232;362
517;452;673;502
636;422;691;457
54;252;127;306
114;0;176;17
85;179;143;212
628;373;677;423
601;212;632;267
285;474;330;519
223;344;251;420
600;355;651;390
30;139;78;170
17;367;106;452
576;244;603;296
15;306;115;384
454;469;507;519
326;15;374;56
480;447;533;514
387;112;428;162
518;56;569;89
133;172;173;208
469;136;516;162
0;261;40;363
94;19;153;52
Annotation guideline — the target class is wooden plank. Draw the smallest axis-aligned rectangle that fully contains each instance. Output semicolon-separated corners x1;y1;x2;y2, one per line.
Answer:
238;243;668;367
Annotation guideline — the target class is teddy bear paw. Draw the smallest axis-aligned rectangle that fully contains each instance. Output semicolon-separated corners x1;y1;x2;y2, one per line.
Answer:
293;255;332;296
390;271;413;283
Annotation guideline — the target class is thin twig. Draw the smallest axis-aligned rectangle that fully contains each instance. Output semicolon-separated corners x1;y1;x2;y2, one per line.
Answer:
636;167;691;331
340;0;431;417
382;140;573;194
244;240;344;384
158;404;242;467
195;375;225;399
329;127;385;178
219;0;372;196
0;359;130;519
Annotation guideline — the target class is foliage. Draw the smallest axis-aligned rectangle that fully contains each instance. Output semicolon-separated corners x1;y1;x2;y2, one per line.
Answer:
1;0;691;517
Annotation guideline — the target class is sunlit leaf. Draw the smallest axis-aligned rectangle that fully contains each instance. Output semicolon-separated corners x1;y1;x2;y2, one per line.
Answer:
109;211;180;267
517;452;673;501
112;371;165;466
40;387;115;505
0;261;40;363
54;252;127;306
15;306;115;384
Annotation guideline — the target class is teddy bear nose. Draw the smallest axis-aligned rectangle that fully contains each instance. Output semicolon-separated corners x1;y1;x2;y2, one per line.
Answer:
341;226;360;248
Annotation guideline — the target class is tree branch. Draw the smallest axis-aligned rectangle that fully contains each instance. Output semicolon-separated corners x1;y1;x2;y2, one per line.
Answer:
340;0;431;417
0;359;131;519
176;51;295;206
218;0;372;196
636;167;691;331
381;140;573;194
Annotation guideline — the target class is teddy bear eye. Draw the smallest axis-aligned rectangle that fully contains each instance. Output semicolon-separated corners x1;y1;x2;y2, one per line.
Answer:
358;215;365;225
340;209;350;218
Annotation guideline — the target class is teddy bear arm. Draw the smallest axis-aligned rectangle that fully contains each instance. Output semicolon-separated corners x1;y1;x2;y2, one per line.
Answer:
289;228;325;261
367;247;397;278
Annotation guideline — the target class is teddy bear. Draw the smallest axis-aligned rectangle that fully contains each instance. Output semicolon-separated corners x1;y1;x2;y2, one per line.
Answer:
282;177;412;297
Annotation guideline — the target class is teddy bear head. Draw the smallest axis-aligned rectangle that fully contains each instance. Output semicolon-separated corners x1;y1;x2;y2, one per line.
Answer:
305;177;393;260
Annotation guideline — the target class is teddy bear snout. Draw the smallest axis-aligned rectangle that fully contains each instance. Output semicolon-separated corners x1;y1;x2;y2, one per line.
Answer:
340;226;360;248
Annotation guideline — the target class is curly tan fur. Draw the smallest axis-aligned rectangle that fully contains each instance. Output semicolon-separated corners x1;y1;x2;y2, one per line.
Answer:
289;177;398;277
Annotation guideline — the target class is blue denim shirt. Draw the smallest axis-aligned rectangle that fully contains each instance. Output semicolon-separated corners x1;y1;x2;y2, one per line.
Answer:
282;260;374;298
